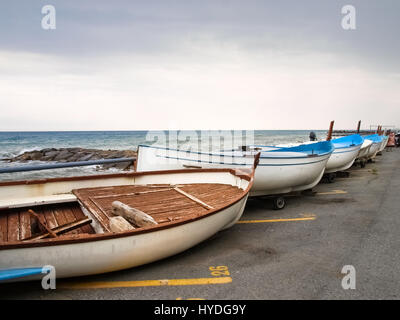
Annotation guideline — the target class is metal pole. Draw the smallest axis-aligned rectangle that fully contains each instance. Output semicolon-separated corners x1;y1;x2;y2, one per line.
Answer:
0;157;135;174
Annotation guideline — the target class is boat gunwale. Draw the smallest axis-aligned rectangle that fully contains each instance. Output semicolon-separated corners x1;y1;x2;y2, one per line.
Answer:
0;167;251;187
139;144;334;160
0;168;254;250
155;153;331;167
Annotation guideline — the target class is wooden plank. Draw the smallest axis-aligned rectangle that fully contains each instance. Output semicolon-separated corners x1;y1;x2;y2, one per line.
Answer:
23;218;92;241
70;205;94;234
90;188;173;200
173;187;214;210
63;206;80;234
43;207;58;230
28;209;57;238
52;206;69;227
7;211;20;242
0;213;8;242
19;210;32;240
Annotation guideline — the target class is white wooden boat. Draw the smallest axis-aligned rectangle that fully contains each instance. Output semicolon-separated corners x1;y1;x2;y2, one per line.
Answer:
354;139;373;168
364;134;384;160
378;135;389;152
136;142;334;199
356;139;373;160
324;134;363;173
272;134;363;180
0;166;254;282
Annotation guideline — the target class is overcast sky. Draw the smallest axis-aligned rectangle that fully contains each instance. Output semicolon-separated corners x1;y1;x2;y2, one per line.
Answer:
0;0;399;130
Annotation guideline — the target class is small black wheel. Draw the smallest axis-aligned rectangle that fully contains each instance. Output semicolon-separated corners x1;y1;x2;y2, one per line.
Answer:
360;160;366;168
327;173;336;183
302;188;314;195
273;196;285;210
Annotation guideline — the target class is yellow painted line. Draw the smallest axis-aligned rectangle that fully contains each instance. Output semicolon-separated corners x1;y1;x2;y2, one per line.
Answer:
59;276;232;289
237;217;316;224
316;190;347;195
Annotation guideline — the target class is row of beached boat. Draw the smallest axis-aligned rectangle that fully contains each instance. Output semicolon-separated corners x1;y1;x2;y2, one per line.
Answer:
136;132;387;207
0;127;389;282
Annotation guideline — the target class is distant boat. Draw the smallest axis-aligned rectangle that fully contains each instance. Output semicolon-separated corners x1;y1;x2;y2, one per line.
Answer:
0;165;254;282
378;135;389;152
136;141;334;205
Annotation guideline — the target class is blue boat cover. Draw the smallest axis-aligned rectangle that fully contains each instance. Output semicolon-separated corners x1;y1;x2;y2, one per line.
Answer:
363;134;384;143
330;134;364;149
0;267;43;281
268;140;334;156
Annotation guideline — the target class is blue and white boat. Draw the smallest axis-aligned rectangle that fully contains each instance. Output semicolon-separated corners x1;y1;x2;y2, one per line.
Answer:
324;134;364;173
378;135;389;153
136;141;334;198
363;134;384;159
248;134;363;174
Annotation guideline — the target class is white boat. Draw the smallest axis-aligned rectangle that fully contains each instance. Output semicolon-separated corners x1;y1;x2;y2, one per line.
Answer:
268;134;363;180
136;141;334;199
378;135;389;152
356;139;373;160
354;139;373;168
364;134;384;160
324;134;363;174
0;166;254;282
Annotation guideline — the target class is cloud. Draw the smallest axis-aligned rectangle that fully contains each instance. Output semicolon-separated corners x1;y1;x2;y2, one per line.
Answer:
0;40;398;130
0;1;399;130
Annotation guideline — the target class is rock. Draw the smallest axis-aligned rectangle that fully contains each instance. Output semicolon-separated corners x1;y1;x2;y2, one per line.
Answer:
106;151;126;159
66;152;86;162
29;151;44;161
66;148;83;153
78;154;94;162
7;147;137;171
53;150;74;161
113;161;133;170
42;148;56;153
42;151;59;161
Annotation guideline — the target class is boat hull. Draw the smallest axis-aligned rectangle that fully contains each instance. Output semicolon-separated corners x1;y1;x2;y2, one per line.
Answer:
0;194;247;280
325;144;361;173
137;145;332;196
378;136;389;152
356;140;373;160
367;142;381;159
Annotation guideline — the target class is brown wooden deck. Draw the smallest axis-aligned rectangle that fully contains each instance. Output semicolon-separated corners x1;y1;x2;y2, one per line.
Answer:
0;203;95;243
73;183;244;231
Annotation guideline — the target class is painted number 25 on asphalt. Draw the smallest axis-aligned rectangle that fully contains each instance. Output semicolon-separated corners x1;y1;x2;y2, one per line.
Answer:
209;266;230;277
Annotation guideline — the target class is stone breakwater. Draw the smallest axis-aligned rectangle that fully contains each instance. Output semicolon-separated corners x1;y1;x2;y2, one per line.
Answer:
3;148;137;170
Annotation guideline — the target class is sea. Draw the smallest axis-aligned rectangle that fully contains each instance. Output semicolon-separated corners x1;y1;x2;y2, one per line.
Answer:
0;130;327;181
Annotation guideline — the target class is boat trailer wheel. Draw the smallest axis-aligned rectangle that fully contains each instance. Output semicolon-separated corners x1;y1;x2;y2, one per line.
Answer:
273;196;286;210
360;160;366;168
327;173;336;183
